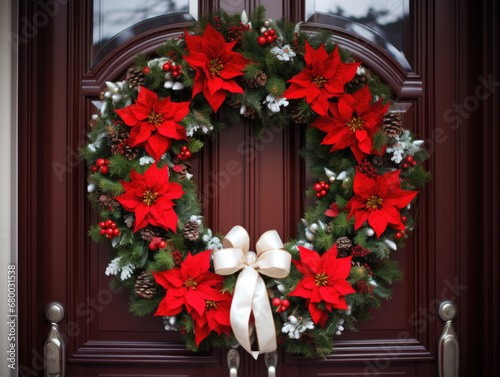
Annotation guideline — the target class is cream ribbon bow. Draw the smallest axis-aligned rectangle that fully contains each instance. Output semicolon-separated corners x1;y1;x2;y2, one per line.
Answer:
213;226;291;359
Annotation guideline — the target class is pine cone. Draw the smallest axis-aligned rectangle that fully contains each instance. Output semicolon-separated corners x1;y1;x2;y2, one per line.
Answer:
172;156;193;180
346;61;371;90
134;271;157;299
381;113;403;137
326;223;333;234
97;194;119;211
372;154;402;169
139;225;161;243
227;96;241;108
242;105;256;119
245;70;267;88
183;221;200;241
291;105;306;125
336;236;352;258
126;67;145;91
111;129;139;161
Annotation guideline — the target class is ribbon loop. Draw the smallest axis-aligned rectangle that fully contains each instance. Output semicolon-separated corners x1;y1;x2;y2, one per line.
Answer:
213;226;291;359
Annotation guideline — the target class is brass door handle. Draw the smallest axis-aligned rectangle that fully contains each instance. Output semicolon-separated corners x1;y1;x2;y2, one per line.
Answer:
265;351;278;377
438;301;459;377
227;348;240;377
44;302;65;377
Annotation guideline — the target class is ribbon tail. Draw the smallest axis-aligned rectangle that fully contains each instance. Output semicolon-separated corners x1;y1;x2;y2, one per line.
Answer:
252;276;277;355
230;267;259;357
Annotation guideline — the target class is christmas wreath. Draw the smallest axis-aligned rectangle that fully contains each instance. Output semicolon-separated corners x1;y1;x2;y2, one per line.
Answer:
81;7;430;359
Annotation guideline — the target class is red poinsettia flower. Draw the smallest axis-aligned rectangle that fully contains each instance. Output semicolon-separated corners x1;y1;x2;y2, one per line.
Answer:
288;245;355;327
283;40;360;116
191;289;232;346
153;250;225;317
183;23;254;113
311;85;390;162
115;163;184;232
115;87;190;161
345;170;418;238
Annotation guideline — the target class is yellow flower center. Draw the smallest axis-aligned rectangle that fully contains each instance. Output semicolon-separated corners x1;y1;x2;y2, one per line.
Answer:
142;190;158;206
365;195;383;210
314;272;329;287
206;300;218;311
346;116;365;132
184;277;198;289
148;111;164;127
313;76;327;88
209;58;224;78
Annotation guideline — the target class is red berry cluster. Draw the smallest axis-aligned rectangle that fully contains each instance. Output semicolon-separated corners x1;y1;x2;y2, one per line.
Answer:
142;66;150;74
213;15;222;29
149;238;167;251
356;263;374;297
351;245;371;258
293;32;305;53
402;155;417;169
167;49;178;61
227;22;248;43
313;181;329;198
395;232;404;240
163;60;183;78
177;145;191;160
99;220;120;239
356;159;378;179
91;158;110;174
272;297;290;313
257;29;277;46
171;250;184;267
356;280;374;295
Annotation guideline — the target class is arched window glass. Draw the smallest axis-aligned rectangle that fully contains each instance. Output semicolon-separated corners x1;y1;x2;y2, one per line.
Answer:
305;0;410;70
92;0;198;65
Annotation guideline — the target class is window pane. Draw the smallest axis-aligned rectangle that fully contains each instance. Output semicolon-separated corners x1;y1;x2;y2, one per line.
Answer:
92;0;197;65
306;0;407;55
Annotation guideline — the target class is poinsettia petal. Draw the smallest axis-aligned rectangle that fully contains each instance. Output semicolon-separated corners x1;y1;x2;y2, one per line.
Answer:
353;171;377;197
157;120;188;140
186;290;207;316
163;269;184;288
298;246;322;273
137;86;158;107
332;295;349;310
319;286;340;304
309;93;329;116
302;276;317;289
128;122;155;146
115;106;139;126
288;282;312;298
145;134;171;162
354;209;371;230
334;278;357;295
184;30;202;51
338;95;357;118
203;85;226;113
368;210;390;238
154;296;183;316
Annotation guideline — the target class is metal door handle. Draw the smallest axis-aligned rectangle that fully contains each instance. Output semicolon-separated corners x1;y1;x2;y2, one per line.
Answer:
227;348;240;377
438;301;459;377
44;302;65;377
265;351;278;377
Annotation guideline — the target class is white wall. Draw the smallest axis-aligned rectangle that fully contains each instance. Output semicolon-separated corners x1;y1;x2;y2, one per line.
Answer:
0;0;18;375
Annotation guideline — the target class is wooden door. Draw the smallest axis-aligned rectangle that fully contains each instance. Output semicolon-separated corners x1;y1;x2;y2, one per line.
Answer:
18;0;499;376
